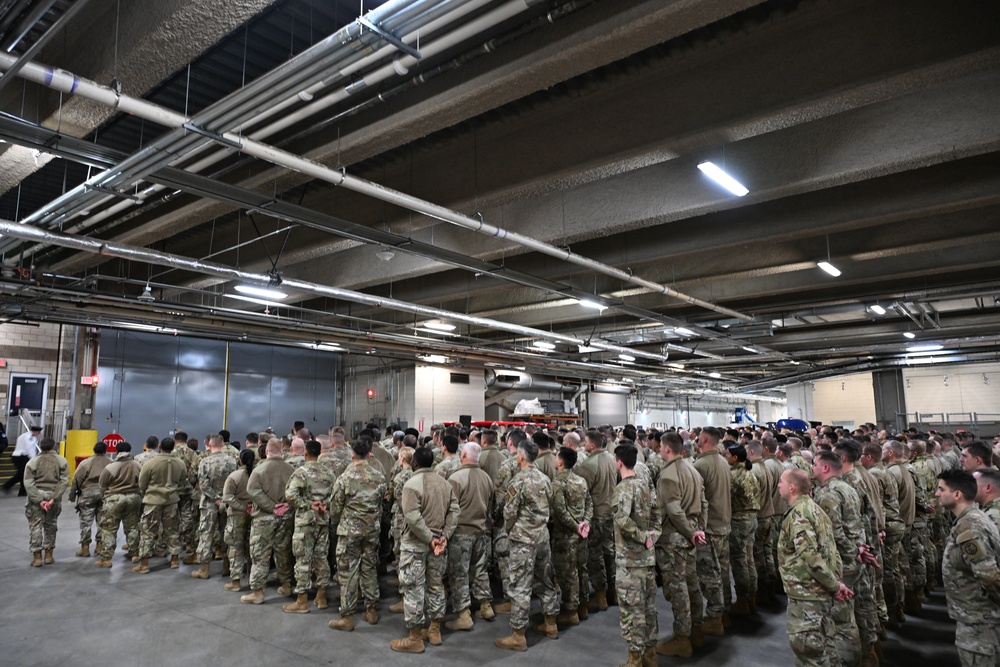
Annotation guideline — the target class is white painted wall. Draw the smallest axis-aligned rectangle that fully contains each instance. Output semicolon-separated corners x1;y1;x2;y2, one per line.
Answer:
786;372;875;428
902;362;1000;418
413;364;485;430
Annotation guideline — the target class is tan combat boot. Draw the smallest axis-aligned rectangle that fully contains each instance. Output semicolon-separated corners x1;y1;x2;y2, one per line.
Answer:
556;607;580;626
386;575;400;587
535;614;558;639
328;615;355;632
617;650;643;667
656;634;693;657
493;599;512;613
282;593;310;614
477;601;495;620
191;563;210;579
363;606;379;625
132;558;150;574
214;548;224;561
44;548;54;564
169;555;179;569
31;551;42;567
76;544;90;558
223;579;242;591
425;619;442;646
276;581;293;597
860;644;878;667
641;646;657;667
590;589;609;611
95;559;112;568
240;589;265;605
578;601;589;620
389;599;405;613
182;553;198;565
390;627;425;653
495;627;527;652
314;587;328;609
445;608;474;631
701;616;725;636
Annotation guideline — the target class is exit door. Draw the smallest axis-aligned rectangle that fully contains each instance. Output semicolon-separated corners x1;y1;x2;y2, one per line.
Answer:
7;373;49;428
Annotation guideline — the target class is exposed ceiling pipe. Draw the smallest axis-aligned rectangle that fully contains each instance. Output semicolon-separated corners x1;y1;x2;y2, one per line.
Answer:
0;219;673;363
0;4;756;333
0;0;93;94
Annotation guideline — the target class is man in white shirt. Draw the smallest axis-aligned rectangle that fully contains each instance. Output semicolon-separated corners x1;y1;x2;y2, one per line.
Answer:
4;424;42;496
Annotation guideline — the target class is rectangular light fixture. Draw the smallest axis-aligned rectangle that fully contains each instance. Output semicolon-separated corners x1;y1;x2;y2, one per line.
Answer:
313;343;342;352
869;304;886;315
907;344;943;352
903;331;916;339
419;354;448;364
618;354;635;362
234;284;287;300
532;341;556;350
816;261;841;277
413;327;458;337
742;346;757;354
697;161;749;197
577;299;607;312
709;372;722;379
672;327;694;337
578;344;602;353
667;363;685;370
423;321;456;331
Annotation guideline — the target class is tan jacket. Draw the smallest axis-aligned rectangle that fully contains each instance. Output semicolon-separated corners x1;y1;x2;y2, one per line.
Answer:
448;463;494;535
656;456;707;541
247;457;294;516
578;449;618;517
71;454;112;499
401;468;460;548
693;449;732;535
99;454;141;496
138;453;190;505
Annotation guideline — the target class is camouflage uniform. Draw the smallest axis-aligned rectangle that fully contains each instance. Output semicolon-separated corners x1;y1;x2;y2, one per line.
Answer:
329;460;386;615
763;456;787;589
870;462;904;624
447;463;494;614
656;456;707;636
400;468;460;628
790;452;812;473
813;476;864;667
70;453;111;548
504;463;560;630
173;447;199;552
578;449;618;598
906;461;930;592
693;450;730;616
133;449;157;467
942;504;1000;667
137;452;191;559
390;466;414;564
551;468;593;609
433;454;461;480
911;455;940;583
614;474;661;654
778;494;843;667
751;455;775;596
246;457;295;591
285;454;306;470
286;460;336;594
492;454;521;598
729;463;760;602
222;467;252;583
843;465;883;646
97;452;142;562
24;450;70;552
981;497;1000;534
196;451;237;564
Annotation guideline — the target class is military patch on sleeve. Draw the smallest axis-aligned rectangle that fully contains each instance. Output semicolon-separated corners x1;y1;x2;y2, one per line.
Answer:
962;539;982;557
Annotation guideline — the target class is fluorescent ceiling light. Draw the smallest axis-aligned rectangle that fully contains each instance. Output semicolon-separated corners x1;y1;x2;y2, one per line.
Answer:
709;372;722;379
903;332;916;339
742;346;757;354
667;363;685;370
697;161;749;196
578;345;602;353
869;304;886;315
817;261;841;277
672;327;694;337
907;344;943;352
577;299;606;312
618;354;635;361
413;327;458;337
423;321;456;331
532;341;556;350
515;366;526;371
419;354;448;364
234;284;287;300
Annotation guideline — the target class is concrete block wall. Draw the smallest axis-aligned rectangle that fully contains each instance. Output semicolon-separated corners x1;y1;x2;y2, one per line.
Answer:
0;322;76;439
413;364;484;430
902;362;1000;417
786;373;876;428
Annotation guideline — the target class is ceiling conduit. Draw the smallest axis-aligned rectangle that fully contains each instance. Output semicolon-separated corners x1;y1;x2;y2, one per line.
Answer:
0;0;757;333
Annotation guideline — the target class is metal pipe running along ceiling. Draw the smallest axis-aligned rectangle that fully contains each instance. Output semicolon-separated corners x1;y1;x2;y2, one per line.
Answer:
0;219;678;365
0;1;758;335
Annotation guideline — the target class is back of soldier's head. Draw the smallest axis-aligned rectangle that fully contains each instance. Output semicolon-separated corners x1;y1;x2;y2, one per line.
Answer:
352;437;373;459
93;442;107;455
442;435;459;454
614;443;637;470
413;447;434;470
518;439;539;463
39;437;56;452
834;439;862;463
305;440;321;458
117;442;132;454
558;446;577;469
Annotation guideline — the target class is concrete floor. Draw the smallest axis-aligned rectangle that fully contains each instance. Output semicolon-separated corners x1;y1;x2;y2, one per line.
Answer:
0;492;959;666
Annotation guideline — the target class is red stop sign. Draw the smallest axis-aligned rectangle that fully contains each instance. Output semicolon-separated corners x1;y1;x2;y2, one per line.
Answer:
102;433;124;453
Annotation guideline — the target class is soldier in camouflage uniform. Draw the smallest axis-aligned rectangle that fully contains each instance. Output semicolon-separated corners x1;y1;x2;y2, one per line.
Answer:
433;434;462;480
909;439;941;586
936;469;1000;667
491;430;526;611
327;438;387;630
864;442;905;629
496;438;561;652
191;435;236;579
168;436;199;559
389;446;460;653
133;436;159;467
974;468;1000;533
692;427;729;634
284;439;306;469
389;446;415;590
444;442;495;630
778;468;851;667
762;438;788;599
69;441;112;557
552;446;593;625
811;451;867;667
240;438;294;604
906;441;933;609
578;429;619;612
613;444;661;667
748;440;776;606
726;444;760;615
222;449;255;591
133;440;190;573
282;440;336;613
24;438;69;566
96;442;142;567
